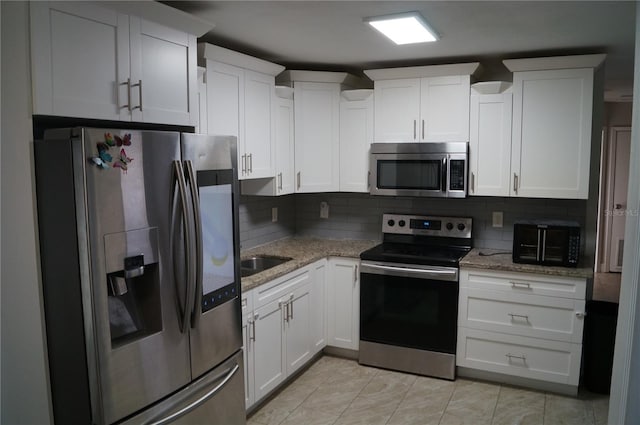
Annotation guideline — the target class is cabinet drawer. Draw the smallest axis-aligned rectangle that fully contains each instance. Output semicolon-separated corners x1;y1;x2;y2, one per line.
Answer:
241;289;253;317
461;268;586;300
459;288;585;343
254;266;312;308
457;328;582;386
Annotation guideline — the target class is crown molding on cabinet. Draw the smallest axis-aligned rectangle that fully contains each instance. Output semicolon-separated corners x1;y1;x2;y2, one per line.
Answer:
364;62;480;81
198;43;285;76
276;70;371;89
340;89;374;101
503;54;606;72
98;1;214;37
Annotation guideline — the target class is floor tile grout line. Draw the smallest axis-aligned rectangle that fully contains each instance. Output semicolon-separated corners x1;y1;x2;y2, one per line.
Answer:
331;365;381;424
437;378;460;425
382;373;418;425
489;385;503;425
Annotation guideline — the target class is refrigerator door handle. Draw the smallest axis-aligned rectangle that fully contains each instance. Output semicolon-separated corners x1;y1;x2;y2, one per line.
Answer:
185;160;203;328
172;161;194;334
146;363;240;425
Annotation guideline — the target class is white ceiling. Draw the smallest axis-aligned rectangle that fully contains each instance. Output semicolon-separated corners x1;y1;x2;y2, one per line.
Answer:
164;1;636;99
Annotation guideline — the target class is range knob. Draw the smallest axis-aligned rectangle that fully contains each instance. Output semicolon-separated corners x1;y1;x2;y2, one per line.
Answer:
457;223;466;231
398;220;406;227
387;219;395;227
446;222;454;231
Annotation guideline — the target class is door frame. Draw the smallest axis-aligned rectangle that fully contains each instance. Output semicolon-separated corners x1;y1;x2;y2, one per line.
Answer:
600;126;632;272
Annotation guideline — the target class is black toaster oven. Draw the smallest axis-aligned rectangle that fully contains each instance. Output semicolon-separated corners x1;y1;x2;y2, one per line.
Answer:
513;220;581;267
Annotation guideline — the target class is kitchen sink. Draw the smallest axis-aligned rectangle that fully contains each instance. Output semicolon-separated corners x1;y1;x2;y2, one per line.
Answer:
240;255;292;277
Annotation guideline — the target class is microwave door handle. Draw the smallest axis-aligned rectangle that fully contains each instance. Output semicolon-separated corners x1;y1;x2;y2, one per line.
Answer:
536;229;542;262
541;229;547;262
442;157;448;192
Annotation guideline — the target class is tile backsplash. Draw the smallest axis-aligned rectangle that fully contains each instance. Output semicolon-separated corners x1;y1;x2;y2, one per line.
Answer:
240;193;587;252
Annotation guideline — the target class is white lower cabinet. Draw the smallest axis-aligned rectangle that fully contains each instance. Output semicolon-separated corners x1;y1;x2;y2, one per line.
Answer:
327;258;360;350
243;260;326;410
457;268;587;388
310;260;328;354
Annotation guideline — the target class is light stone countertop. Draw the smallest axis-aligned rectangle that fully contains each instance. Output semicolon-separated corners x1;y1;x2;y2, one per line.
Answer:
240;237;379;292
460;248;594;279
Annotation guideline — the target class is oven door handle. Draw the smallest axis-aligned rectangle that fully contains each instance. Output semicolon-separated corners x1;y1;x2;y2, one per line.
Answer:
360;263;458;281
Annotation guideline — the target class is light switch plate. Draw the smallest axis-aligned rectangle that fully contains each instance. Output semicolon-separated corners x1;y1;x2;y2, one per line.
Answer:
320;201;329;219
492;211;503;228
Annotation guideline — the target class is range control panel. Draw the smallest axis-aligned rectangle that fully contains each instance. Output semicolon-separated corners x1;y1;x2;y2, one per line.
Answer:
382;213;472;239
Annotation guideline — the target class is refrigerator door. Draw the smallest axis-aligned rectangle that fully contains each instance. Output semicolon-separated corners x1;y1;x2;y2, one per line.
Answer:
121;350;246;425
181;134;243;378
79;128;192;423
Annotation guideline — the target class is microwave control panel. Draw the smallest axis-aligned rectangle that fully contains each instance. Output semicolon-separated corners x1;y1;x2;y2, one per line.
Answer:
449;159;466;191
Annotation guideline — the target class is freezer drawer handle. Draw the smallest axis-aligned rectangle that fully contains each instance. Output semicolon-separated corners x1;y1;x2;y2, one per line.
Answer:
147;363;240;425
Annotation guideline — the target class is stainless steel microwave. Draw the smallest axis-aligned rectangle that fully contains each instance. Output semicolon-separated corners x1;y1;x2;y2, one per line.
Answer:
513;220;581;267
369;142;468;198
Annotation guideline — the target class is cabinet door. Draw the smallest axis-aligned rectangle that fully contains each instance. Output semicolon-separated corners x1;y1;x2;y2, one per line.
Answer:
469;93;513;196
206;61;244;168
275;96;295;195
340;96;373;192
309;260;327;354
129;18;197;126
253;300;285;403
511;68;593;199
294;82;340;192
420;75;471;142
241;313;254;409
30;2;130;121
243;70;275;179
327;258;360;350
373;79;420;142
284;283;312;376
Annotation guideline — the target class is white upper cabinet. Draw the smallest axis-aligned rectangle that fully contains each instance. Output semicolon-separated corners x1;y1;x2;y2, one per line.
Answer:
365;63;479;143
200;43;284;180
339;90;374;192
30;1;201;126
469;83;513;197
293;81;341;193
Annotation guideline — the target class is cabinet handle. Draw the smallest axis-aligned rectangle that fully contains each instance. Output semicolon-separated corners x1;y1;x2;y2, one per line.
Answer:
289;294;294;320
354;265;358;284
510;281;532;289
367;171;371;189
241;154;247;175
297;172;301;190
121;78;132;112
248;153;253;173
280;301;288;323
513;173;519;194
470;172;475;193
508;313;530;321
576;311;587;318
131;79;142;111
413;120;417;140
278;173;283;191
505;353;527;362
422;119;425;140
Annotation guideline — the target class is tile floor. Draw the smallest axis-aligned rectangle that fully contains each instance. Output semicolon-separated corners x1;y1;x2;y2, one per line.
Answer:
248;356;609;425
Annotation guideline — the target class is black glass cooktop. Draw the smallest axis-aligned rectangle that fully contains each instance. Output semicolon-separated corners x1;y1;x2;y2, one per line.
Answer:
360;243;471;267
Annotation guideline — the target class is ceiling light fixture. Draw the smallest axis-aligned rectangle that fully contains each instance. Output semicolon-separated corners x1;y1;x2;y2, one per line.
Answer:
365;12;439;45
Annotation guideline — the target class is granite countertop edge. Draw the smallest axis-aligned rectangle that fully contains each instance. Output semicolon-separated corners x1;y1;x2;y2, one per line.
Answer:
240;237;379;292
459;248;594;279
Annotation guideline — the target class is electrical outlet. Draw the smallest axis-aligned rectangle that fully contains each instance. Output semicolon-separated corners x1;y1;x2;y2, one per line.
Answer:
320;201;329;219
492;211;503;228
272;207;278;223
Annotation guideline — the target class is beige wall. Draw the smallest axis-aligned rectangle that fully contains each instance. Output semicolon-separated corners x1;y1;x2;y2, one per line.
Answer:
1;2;52;424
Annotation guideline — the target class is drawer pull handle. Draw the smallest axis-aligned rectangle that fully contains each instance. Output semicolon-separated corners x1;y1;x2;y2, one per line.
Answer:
510;281;532;289
508;313;530;321
576;311;587;318
506;353;527;362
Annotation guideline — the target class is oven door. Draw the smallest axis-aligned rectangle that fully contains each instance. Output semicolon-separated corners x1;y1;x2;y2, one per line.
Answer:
359;261;459;355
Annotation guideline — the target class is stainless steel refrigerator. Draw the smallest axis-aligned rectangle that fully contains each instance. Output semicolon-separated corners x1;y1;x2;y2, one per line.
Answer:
34;128;245;424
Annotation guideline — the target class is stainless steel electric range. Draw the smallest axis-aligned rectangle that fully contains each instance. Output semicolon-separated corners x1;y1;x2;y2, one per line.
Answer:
359;213;472;380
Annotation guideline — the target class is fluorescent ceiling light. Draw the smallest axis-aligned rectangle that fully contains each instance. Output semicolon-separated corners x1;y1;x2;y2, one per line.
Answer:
366;12;439;45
